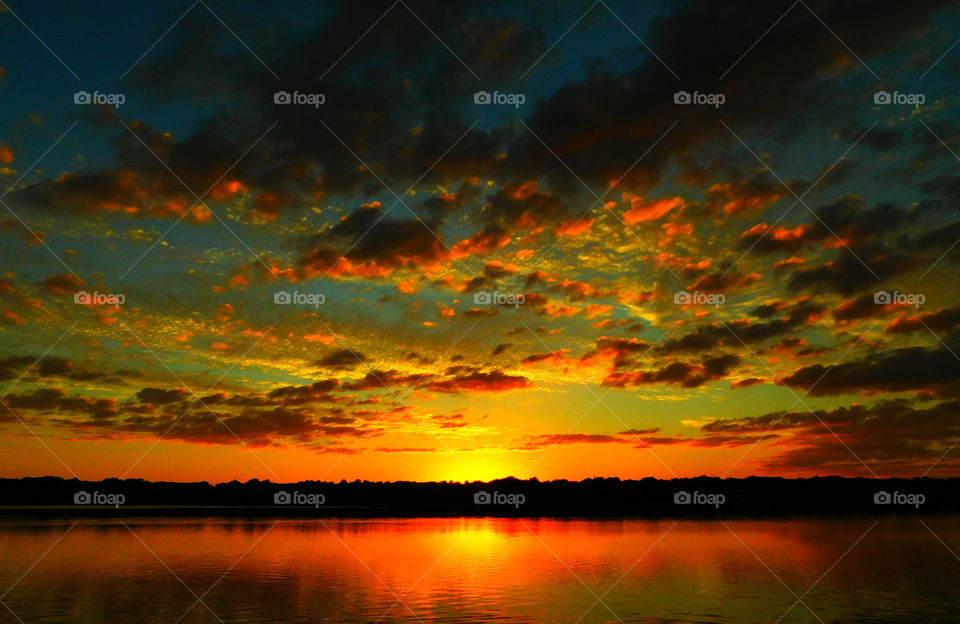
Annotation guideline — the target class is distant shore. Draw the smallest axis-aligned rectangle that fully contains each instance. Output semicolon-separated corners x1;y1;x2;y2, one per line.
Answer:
0;476;956;518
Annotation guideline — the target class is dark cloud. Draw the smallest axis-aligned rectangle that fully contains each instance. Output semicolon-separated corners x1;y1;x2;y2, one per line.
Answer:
834;294;895;322
787;247;922;296
267;379;341;404
314;349;365;370
510;0;952;195
426;370;530;394
136;387;191;405
341;370;432;392
780;340;960;396
602;353;741;389
738;197;909;255
886;307;960;335
482;181;567;227
687;270;760;294
40;274;82;294
5;388;116;420
0;356;78;380
520;350;567;366
702;399;960;475
660;300;825;353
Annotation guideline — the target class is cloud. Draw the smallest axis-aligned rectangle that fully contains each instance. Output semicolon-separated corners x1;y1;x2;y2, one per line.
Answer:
5;388;116;419
427;370;531;394
136;388;191;405
267;379;341;405
314;349;365;370
40;274;82;294
780;339;960;396
622;196;684;225
687;270;761;294
296;205;453;278
701;399;960;474
660;300;825;353
602;354;741;388
483;180;567;227
520;350;568;366
0;356;79;380
787;248;922;296
886;307;960;335
341;370;432;392
834;293;899;322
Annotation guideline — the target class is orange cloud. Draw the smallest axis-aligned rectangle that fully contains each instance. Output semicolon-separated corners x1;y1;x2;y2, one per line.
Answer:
707;182;781;215
622;195;684;225
661;221;693;245
555;217;594;237
397;280;420;294
774;256;805;269
451;226;511;257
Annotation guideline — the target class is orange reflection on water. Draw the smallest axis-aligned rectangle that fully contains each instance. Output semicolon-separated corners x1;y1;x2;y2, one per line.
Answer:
0;516;958;623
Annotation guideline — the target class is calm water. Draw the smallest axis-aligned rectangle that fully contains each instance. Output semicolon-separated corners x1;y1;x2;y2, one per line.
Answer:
0;516;957;623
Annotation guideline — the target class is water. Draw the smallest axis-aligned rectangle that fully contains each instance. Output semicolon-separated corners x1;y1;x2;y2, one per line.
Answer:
0;516;957;623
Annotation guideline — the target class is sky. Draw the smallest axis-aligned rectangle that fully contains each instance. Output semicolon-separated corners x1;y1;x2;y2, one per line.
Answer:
1;0;959;483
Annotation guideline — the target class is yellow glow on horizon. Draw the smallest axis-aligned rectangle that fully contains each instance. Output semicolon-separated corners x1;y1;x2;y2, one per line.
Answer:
436;454;522;483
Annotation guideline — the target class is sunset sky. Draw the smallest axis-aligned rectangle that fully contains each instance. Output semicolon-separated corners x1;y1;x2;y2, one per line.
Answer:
1;0;959;483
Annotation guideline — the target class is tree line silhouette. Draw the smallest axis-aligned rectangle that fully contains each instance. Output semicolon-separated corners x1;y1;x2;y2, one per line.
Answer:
0;476;956;517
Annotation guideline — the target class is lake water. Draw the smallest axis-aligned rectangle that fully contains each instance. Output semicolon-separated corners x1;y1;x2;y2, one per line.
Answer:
0;516;957;623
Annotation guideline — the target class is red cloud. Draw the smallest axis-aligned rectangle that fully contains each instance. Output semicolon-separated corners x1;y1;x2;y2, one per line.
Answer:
622;195;684;225
427;370;531;394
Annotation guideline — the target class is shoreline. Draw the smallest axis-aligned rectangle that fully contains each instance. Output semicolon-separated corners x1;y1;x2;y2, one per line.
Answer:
1;475;956;517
